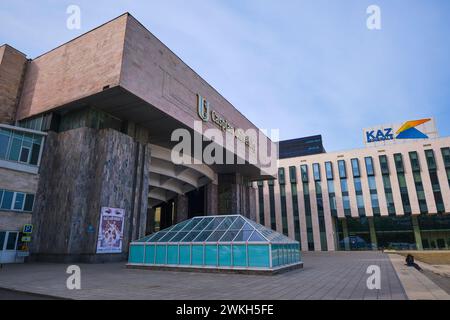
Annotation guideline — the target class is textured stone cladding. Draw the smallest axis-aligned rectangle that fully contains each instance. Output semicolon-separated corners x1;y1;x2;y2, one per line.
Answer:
31;127;150;262
0;45;27;124
15;15;127;120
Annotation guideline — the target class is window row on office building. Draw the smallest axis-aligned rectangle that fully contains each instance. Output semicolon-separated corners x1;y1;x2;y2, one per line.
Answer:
256;138;450;252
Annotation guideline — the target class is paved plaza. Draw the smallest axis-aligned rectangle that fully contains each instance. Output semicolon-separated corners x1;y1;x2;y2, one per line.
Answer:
0;252;415;300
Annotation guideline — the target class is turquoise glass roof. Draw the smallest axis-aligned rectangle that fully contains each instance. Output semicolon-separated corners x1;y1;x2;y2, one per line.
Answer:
135;215;297;244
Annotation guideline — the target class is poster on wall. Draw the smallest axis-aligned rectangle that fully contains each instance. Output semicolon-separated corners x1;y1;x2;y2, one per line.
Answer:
96;207;125;254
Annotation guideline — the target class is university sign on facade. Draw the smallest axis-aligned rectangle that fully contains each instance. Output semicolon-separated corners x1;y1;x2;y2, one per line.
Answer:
197;94;256;152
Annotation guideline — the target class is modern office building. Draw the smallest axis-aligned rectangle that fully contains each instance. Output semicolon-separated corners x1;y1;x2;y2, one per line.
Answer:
257;124;450;252
0;13;276;263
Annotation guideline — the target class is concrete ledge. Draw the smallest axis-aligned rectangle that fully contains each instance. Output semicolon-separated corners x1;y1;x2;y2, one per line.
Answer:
389;254;450;300
386;250;450;265
127;262;304;276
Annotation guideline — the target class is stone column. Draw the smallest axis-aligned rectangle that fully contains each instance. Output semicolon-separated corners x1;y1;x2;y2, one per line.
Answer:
368;217;378;250
31;127;150;263
248;185;257;221
146;207;155;235
411;215;423;250
176;194;189;223
206;181;219;216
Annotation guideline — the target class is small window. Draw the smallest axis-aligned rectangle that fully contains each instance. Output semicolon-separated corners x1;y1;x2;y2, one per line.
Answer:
379;155;390;175
13;192;25;211
313;163;321;181
24;194;35;212
289;166;297;184
351;159;360;178
6;232;18;250
325;162;333;180
442;148;450;168
425;150;437;170
409;152;420;172
301;165;309;183
278;168;286;185
394;154;404;173
365;157;375;176
338;160;347;179
0;191;14;210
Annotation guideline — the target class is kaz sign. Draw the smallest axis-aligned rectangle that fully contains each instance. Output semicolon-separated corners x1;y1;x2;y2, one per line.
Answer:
364;119;437;146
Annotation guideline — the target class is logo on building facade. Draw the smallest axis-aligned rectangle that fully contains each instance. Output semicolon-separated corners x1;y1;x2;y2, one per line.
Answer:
365;118;432;144
396;119;431;140
196;94;256;152
197;94;210;122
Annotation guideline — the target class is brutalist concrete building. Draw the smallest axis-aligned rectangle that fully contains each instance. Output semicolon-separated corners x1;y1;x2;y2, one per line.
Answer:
0;13;276;263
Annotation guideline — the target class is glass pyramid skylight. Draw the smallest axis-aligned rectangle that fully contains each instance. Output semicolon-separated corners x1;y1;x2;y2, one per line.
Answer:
128;215;301;271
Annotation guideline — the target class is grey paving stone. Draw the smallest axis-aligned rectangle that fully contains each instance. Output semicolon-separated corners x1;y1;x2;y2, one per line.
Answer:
0;252;407;300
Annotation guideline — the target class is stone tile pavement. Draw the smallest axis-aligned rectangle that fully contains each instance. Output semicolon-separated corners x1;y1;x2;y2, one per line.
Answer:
388;254;450;300
0;252;407;300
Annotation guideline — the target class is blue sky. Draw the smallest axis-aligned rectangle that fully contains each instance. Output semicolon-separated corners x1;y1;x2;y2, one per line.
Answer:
1;0;449;151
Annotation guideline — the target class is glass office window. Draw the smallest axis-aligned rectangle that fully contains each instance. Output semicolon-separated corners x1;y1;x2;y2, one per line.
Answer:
394;154;411;215
325;162;333;180
442;148;450;187
409;152;421;172
289;166;297;184
278;168;286;185
379;155;390;174
338;160;347;178
303;181;315;251
301;165;309;183
351;159;361;177
365;157;375;176
425;150;445;213
313;163;321;181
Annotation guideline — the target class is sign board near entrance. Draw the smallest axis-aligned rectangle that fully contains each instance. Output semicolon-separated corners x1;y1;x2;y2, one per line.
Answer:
96;207;125;254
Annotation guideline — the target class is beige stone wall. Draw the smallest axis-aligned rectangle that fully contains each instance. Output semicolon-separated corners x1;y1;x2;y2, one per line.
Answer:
15;15;127;120
0;211;32;231
0;45;27;124
0;167;39;194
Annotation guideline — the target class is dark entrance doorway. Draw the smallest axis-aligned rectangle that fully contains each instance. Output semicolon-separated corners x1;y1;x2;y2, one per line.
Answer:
187;186;205;219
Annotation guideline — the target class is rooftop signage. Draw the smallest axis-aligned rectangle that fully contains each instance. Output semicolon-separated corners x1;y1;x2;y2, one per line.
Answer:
363;118;438;147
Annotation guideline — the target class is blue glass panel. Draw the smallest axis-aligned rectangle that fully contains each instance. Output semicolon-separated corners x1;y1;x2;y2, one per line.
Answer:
219;245;232;267
129;245;144;264
232;245;247;267
248;231;265;242
181;231;200;242
206;231;225;242
219;230;239;242
192;245;204;266
155;245;167;264
234;229;253;242
167;245;179;265
179;245;191;265
229;217;245;230
248;245;270;268
204;245;218;266
144;245;155;264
